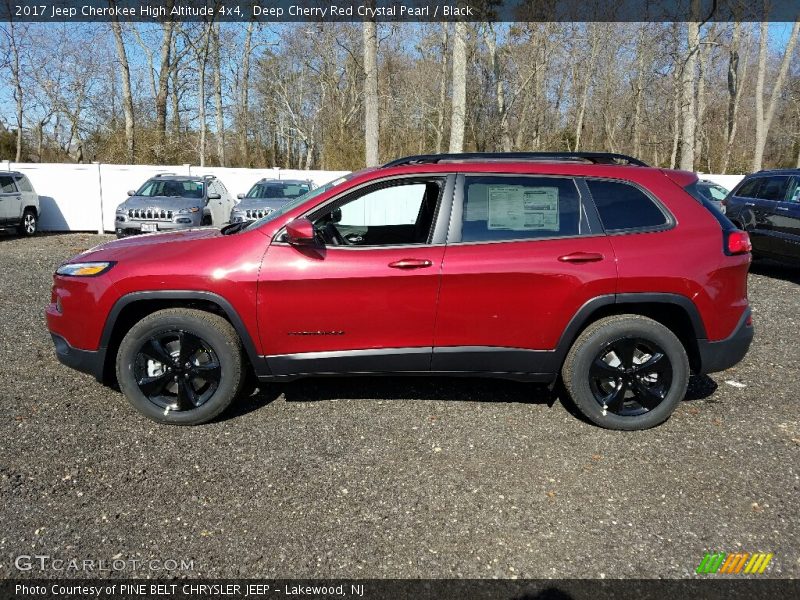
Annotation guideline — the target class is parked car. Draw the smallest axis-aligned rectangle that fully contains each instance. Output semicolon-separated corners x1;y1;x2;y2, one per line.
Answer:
230;178;315;223
47;152;753;430
690;179;730;214
114;174;235;237
0;171;40;236
723;169;800;264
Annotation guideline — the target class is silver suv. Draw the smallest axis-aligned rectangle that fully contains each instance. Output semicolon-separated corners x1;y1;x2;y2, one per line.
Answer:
0;171;40;236
114;174;235;237
230;178;314;223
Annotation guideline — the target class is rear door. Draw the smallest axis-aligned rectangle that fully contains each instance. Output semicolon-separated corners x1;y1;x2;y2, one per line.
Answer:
0;175;21;225
731;175;790;255
768;176;800;260
432;173;616;376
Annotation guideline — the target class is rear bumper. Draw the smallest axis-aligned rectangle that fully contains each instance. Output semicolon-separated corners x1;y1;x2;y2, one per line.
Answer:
51;333;105;381
696;309;753;374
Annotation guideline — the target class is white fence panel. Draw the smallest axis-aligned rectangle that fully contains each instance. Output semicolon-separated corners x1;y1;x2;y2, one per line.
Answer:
2;161;348;232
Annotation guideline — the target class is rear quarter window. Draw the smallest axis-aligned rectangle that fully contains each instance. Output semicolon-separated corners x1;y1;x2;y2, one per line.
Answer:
14;175;33;192
585;179;668;231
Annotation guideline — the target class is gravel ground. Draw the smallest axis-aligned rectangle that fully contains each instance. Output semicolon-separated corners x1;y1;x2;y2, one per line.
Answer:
0;233;798;579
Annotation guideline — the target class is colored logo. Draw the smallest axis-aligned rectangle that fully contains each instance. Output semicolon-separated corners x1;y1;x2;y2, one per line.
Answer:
696;552;774;574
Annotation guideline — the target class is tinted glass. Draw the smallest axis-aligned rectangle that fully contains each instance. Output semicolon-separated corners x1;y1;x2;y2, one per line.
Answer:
247;182;311;199
0;176;16;193
460;176;581;242
586;179;667;231
14;175;33;192
735;178;762;198
137;179;204;199
755;176;791;201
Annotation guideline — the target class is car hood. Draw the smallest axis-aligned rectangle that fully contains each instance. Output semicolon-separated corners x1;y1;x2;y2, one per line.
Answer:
72;227;221;262
118;196;204;211
234;198;288;211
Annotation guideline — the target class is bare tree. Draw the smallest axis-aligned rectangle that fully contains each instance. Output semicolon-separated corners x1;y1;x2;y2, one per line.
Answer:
110;9;135;162
363;7;379;166
449;21;468;153
212;22;225;166
753;17;800;171
679;0;701;171
2;17;27;161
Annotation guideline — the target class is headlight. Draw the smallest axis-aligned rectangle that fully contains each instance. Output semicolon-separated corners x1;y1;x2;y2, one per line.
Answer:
115;207;126;214
56;262;115;277
178;207;201;214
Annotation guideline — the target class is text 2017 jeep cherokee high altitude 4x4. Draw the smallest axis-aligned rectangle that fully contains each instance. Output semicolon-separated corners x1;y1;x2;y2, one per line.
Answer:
46;152;753;430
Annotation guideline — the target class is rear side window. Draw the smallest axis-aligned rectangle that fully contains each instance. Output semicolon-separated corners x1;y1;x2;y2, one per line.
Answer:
14;175;33;192
585;179;668;231
460;175;581;242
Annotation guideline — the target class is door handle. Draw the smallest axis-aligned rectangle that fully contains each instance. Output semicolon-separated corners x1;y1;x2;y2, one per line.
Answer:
775;206;789;211
558;252;605;263
388;258;433;269
745;202;755;206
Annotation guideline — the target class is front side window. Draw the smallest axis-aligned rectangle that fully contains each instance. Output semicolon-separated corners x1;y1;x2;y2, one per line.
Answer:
0;175;17;193
754;176;791;202
585;179;668;231
137;179;205;199
313;179;443;246
735;178;763;199
459;175;581;243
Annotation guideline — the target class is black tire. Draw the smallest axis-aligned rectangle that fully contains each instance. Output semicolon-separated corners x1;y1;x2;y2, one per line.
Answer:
18;209;37;236
561;315;689;431
116;308;244;425
201;215;212;226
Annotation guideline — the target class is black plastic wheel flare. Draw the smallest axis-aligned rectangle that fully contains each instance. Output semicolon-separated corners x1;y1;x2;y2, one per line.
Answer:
133;330;221;412
588;337;673;417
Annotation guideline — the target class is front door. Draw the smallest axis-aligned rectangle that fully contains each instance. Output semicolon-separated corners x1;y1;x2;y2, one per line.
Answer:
768;176;800;260
258;176;451;376
432;173;617;375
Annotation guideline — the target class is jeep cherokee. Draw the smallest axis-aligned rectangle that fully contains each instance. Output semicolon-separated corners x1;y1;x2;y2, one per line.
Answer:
47;152;753;430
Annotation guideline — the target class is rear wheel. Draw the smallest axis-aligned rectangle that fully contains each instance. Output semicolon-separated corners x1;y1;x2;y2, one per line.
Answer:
561;315;689;430
116;308;244;425
18;209;37;236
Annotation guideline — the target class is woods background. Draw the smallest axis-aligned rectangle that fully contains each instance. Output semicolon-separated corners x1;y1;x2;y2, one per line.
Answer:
2;13;800;174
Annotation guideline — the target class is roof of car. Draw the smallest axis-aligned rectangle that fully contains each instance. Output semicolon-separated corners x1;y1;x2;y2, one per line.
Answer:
382;152;648;168
750;169;800;176
255;178;313;184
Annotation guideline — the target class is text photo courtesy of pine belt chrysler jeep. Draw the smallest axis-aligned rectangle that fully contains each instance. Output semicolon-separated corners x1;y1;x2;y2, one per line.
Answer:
114;173;235;237
47;152;754;430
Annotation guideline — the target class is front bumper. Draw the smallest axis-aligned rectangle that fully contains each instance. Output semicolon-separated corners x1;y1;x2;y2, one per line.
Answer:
51;333;105;381
697;308;754;374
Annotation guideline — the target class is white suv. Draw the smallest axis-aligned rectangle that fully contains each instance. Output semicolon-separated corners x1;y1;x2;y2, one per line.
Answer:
0;172;40;236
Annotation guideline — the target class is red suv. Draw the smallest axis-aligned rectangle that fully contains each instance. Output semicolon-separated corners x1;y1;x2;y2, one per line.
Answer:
46;153;753;430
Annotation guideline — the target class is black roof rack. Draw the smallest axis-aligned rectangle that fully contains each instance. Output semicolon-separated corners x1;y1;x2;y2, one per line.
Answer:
382;152;648;168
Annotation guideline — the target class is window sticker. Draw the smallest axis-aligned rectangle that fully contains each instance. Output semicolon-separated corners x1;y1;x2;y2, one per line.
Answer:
465;184;489;221
487;185;560;231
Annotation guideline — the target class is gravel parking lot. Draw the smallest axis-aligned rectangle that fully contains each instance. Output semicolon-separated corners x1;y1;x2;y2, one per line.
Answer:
1;233;798;579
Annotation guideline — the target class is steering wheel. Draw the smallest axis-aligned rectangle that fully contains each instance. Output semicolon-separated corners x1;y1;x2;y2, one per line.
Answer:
322;222;348;246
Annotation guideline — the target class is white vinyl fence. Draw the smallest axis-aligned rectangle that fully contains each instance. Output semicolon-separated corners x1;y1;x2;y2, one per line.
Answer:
1;161;746;233
1;161;348;233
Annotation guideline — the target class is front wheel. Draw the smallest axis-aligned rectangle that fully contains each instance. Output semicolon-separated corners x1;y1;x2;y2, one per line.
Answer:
561;315;689;430
116;308;244;425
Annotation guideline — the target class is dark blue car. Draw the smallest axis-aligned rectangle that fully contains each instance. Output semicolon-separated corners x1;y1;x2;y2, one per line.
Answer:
724;169;800;263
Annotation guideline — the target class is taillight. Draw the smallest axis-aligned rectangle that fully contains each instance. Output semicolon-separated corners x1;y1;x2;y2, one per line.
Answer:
726;230;752;255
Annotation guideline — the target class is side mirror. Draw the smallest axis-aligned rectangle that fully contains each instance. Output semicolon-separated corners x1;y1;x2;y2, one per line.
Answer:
331;208;342;223
237;193;245;199
208;192;221;200
127;190;136;196
285;218;316;246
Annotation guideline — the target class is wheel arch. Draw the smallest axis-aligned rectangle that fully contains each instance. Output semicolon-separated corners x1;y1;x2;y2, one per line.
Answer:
555;293;706;373
98;291;267;384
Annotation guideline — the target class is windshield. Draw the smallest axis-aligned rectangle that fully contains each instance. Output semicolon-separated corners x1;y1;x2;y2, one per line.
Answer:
136;179;205;199
247;173;355;229
246;181;311;199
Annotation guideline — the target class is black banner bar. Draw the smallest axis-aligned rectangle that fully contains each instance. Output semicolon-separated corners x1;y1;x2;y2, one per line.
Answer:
2;579;800;600
2;0;800;23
